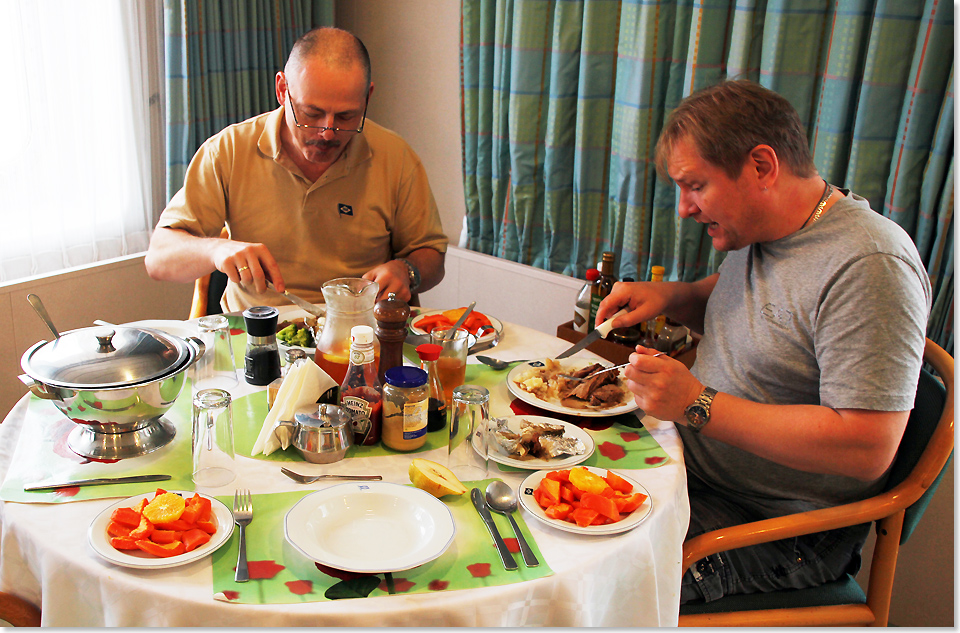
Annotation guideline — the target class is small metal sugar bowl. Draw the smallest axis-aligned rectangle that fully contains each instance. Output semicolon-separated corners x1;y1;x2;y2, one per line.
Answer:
276;404;353;463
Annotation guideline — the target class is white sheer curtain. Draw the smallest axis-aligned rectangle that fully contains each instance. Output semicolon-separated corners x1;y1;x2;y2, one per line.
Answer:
0;0;164;283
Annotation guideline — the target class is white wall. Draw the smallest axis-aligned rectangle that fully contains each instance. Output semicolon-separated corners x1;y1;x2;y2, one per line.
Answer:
335;0;954;626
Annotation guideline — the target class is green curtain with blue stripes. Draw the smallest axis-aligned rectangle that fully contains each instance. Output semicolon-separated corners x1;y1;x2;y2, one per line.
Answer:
164;0;334;200
460;0;953;352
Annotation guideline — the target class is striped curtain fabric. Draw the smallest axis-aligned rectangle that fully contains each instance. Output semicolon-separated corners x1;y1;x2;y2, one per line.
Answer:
164;0;334;201
460;0;953;351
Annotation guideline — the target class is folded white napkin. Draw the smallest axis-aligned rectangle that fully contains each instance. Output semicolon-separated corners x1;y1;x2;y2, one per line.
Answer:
251;359;338;456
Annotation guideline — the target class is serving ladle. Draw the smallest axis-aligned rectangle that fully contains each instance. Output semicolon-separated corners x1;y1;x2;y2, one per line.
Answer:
27;294;61;339
485;480;539;567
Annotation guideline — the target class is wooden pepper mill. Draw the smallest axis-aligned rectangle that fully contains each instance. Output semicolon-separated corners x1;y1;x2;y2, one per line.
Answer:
374;292;410;384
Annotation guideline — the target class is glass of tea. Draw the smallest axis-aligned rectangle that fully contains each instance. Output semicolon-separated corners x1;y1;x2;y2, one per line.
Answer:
430;326;469;408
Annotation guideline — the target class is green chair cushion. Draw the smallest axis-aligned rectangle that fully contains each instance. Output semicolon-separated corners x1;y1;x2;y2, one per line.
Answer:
679;573;866;615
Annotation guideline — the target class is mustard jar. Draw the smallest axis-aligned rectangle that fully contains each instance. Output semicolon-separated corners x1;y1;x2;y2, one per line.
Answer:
381;366;428;451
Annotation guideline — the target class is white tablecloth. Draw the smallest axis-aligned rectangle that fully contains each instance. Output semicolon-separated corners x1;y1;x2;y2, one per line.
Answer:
0;311;689;626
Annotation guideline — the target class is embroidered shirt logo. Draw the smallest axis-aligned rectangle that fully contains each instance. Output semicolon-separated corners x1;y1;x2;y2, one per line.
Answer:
760;302;793;329
338;203;354;216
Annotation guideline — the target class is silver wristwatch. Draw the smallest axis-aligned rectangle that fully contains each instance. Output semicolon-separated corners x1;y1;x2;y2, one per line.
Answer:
684;387;718;432
398;258;421;292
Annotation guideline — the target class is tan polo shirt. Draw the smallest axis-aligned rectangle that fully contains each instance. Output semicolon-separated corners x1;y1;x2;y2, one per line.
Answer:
158;107;448;311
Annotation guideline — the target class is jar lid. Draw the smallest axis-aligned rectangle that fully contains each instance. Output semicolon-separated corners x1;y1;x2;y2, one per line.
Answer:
385;366;427;388
242;306;279;337
415;343;442;361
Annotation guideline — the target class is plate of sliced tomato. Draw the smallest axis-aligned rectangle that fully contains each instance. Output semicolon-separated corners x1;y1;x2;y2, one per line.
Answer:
88;489;234;569
518;466;652;535
409;308;503;347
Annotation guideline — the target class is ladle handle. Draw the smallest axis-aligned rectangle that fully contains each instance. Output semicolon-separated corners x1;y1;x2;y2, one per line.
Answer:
27;294;60;339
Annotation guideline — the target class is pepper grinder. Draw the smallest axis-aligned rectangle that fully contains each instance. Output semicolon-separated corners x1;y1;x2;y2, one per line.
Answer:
374;292;410;384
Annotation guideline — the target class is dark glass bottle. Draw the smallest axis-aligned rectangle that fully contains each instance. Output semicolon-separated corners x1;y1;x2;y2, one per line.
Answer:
416;343;447;432
242;306;281;386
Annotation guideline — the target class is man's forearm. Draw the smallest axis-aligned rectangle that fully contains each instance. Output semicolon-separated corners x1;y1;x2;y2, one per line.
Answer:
144;227;219;283
404;248;445;293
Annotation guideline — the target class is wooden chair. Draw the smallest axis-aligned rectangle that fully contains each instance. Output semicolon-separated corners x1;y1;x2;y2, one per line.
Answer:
678;338;954;627
189;270;228;320
0;592;41;627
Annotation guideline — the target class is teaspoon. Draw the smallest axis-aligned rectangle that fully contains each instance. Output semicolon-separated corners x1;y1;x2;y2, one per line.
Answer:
485;480;539;567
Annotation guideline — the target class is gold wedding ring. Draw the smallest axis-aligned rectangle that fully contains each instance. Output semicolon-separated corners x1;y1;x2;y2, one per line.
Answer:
237;266;249;273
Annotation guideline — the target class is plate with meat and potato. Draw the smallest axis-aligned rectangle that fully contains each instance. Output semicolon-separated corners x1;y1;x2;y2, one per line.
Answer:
506;358;639;418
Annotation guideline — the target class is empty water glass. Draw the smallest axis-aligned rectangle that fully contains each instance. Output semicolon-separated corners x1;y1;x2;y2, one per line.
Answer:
192;388;236;487
448;385;490;481
193;315;238;391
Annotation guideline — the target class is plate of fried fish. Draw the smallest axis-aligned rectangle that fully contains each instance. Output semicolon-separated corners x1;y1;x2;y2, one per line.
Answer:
477;415;594;470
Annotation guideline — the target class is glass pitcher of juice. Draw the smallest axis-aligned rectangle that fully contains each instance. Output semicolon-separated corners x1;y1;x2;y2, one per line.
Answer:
314;278;380;384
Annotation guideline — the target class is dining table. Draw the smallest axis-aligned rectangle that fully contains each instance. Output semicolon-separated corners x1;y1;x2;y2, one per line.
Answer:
0;305;690;626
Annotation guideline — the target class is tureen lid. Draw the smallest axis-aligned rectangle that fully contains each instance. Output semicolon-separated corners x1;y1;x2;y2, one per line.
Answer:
21;326;193;389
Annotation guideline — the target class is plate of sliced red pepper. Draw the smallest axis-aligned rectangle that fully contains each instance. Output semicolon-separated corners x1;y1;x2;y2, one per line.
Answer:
88;489;234;569
518;466;652;535
409;307;503;347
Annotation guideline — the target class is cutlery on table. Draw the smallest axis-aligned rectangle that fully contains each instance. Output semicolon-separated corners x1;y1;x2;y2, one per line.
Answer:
555;307;630;360
470;488;518;571
280;467;382;484
475;356;530;371
24;474;172;492
233;489;253;583
265;281;325;319
485;481;539;567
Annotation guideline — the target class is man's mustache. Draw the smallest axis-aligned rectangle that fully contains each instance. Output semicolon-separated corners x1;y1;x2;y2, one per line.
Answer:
305;139;341;150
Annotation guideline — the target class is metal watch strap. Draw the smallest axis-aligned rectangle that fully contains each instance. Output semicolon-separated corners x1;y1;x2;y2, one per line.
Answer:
398;258;421;292
684;386;718;433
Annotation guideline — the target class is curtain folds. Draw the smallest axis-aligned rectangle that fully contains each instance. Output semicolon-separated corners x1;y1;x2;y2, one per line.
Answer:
460;0;953;351
164;0;334;201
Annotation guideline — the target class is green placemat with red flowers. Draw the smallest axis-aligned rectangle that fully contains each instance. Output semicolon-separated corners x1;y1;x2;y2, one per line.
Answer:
210;481;551;604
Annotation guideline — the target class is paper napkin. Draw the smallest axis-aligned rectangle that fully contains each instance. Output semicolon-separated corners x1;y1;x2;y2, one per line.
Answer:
251;360;338;456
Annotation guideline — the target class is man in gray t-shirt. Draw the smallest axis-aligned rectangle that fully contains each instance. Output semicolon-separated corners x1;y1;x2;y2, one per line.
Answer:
596;81;930;604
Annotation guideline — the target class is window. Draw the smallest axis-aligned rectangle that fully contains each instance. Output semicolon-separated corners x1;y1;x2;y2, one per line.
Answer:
0;0;164;283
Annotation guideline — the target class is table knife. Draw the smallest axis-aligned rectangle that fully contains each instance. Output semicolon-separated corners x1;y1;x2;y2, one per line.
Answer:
470;488;518;571
555;307;630;360
266;281;325;318
24;474;172;492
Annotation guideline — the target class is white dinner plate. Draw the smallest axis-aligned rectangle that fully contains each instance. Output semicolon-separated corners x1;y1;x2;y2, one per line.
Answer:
506;358;640;418
479;415;595;470
88;491;234;569
284;482;456;573
518;466;653;535
122;319;199;341
409;308;504;348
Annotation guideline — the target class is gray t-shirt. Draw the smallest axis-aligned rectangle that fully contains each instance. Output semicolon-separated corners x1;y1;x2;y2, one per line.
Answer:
681;190;931;514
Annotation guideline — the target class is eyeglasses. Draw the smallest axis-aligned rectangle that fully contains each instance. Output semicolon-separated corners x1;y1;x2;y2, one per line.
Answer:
286;91;368;135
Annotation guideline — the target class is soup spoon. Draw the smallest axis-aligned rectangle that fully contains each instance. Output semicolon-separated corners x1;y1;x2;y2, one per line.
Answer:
485;480;539;567
475;356;530;371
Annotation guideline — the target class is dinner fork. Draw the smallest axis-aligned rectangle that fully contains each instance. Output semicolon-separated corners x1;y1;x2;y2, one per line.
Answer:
233;489;253;583
558;363;630;381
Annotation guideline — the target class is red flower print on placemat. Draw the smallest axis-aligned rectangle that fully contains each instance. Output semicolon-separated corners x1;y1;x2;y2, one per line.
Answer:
597;442;626;461
645;456;666;465
285;580;314;595
467;563;491;578
620;431;641;442
503;538;520;553
245;560;285;580
428;579;449;591
379;577;415;593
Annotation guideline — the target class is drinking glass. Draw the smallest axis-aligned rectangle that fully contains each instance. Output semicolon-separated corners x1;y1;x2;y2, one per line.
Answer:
192;388;236;487
448;385;490;481
193;315;239;391
431;327;469;408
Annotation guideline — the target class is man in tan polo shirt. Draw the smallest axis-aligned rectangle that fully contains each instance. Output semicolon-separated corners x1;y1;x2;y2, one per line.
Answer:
145;27;448;311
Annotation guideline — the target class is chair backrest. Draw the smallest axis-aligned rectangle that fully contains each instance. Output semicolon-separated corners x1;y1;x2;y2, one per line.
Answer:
884;340;954;542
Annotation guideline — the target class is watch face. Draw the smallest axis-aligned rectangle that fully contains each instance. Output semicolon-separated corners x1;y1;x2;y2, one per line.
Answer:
686;405;708;429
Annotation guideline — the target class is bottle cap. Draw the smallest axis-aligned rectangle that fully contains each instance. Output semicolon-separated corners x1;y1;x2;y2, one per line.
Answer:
585;268;600;281
242;306;279;337
350;325;374;345
385;366;427;388
416;343;442;361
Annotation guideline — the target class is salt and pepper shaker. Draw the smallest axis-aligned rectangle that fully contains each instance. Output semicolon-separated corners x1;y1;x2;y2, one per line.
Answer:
374;292;410;384
242;306;281;386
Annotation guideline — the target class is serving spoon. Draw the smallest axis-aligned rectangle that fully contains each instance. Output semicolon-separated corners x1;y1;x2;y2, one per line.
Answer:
485;481;539;567
475;356;530;371
27;294;61;339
